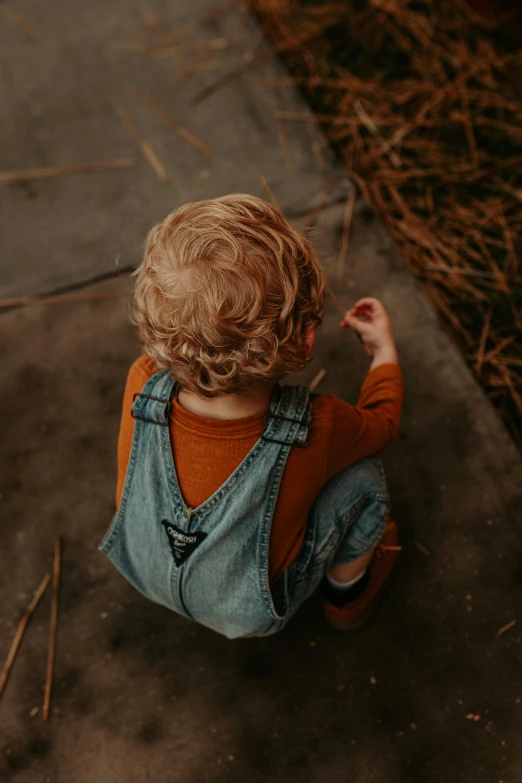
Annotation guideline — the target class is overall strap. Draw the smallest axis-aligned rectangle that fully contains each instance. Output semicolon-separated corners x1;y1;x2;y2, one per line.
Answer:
262;385;311;449
131;369;178;427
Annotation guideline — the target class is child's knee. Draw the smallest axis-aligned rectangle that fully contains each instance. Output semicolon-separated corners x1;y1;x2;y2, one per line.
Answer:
312;458;388;555
342;459;389;547
344;456;387;499
320;457;388;514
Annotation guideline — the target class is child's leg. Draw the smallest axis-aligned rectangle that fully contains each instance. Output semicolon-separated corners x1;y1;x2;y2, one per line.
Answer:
328;550;374;584
285;457;397;629
318;458;391;613
322;515;399;630
318;456;390;574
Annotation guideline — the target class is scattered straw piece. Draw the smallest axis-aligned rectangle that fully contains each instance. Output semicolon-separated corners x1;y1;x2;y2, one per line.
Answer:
139;11;168;41
153;38;230;59
0;574;51;700
273;89;293;170
7;8;41;40
123;83;215;158
475;307;492;375
233;1;249;58
421;284;473;347
250;75;349;88
324;281;345;317
368;87;447;163
414;540;431;556
259;171;279;210
423;264;502;281
275;110;349;125
497;619;516;638
176;58;224;83
193;26;328;105
337;186;357;281
307;121;326;170
149;0;242;52
482;335;516;367
495;356;522;418
309;368;326;393
304;173;340;229
0;159;136;185
460;83;479;168
353;101;401;168
43;538;62;722
117;105;169;183
0;292;121;309
247;26;264;57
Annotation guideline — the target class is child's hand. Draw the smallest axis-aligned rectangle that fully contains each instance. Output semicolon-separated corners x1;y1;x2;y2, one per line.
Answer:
340;298;398;368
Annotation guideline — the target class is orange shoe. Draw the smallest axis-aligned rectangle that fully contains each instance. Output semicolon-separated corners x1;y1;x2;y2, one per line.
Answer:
323;519;400;632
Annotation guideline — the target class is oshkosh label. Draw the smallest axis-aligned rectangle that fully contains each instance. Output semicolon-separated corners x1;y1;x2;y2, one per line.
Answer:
161;520;207;566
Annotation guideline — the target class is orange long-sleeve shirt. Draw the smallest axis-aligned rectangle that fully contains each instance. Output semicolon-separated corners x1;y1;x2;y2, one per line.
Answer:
117;356;403;583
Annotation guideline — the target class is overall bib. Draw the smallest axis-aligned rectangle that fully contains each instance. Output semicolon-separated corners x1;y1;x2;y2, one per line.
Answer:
100;371;389;638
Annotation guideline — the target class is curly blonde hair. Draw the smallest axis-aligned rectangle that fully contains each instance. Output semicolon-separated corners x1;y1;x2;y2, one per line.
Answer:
131;194;325;397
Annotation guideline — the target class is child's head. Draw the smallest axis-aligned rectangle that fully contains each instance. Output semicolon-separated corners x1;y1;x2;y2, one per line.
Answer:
132;194;325;398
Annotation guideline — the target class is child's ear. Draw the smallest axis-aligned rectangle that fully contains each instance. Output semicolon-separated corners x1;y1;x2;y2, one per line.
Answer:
304;325;317;357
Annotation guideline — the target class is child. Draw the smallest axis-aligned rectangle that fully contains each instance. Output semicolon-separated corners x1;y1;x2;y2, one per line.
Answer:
100;194;403;638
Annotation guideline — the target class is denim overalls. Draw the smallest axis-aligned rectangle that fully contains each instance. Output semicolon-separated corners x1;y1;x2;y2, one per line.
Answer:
100;370;389;639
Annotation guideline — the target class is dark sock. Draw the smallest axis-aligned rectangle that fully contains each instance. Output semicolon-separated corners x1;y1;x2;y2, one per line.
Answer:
320;569;371;607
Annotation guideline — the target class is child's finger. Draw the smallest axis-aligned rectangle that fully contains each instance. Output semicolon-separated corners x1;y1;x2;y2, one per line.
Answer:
340;309;353;328
354;298;386;320
341;302;378;329
350;303;373;323
343;312;367;332
353;296;379;309
354;304;373;315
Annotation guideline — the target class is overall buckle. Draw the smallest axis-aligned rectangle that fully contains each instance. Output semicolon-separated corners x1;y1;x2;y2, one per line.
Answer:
261;413;310;448
131;392;171;427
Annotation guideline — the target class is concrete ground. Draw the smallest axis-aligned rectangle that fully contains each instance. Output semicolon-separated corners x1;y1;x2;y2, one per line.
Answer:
1;2;522;782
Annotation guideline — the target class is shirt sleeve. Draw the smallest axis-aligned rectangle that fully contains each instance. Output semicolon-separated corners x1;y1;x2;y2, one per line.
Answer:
325;363;403;481
116;354;158;508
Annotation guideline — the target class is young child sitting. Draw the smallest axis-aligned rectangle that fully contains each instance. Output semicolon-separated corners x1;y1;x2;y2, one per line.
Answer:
100;194;403;638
